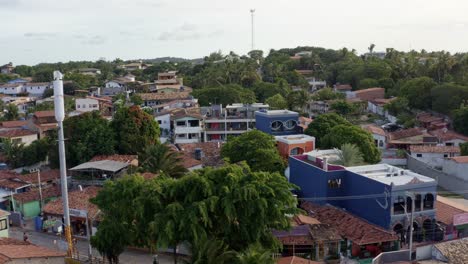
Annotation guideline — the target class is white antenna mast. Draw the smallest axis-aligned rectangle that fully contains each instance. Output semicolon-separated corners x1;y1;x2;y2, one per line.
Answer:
250;9;255;51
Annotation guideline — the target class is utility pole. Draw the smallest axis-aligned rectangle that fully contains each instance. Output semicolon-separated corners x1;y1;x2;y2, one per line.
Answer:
406;192;415;261
53;71;73;257
34;169;43;210
250;9;255;51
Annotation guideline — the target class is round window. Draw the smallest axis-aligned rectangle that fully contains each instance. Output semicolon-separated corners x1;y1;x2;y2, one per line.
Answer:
271;121;283;131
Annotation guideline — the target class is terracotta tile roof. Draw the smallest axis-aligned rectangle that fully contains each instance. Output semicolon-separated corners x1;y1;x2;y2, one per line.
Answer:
433;238;468;264
334;84;352;91
273;225;315;245
301;202;398;245
33;110;55;118
0;120;28;128
294;214;321;225
437;196;468;212
354;88;385;101
13;186;61;204
90;155;138;166
176;142;224;168
43;186;101;218
410;145;460;154
0;210;9;218
0;129;36;138
436;200;465;226
450;156;468;164
0;179;29;190
389;128;423;140
277;256;322;264
170;108;202;120
369;97;397;106
308;223;342;242
140;92;191;101
16;169;60;184
429;129;468;142
0;238;65;262
363;124;386;136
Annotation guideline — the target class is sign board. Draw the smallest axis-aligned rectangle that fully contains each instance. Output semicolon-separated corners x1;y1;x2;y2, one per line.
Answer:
69;209;88;218
453;213;468;226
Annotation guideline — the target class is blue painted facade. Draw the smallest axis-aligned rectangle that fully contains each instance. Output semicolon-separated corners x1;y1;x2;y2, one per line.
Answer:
255;110;301;136
289;155;437;230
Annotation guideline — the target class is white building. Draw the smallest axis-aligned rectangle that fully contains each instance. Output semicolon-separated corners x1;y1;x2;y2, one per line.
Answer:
429;129;468;147
0;83;24;95
2;97;34;114
23;82;51;96
172;112;203;144
75;98;99;113
305;77;326;92
155;112;171;143
363;124;387;149
0;129;38;146
442;156;468;181
409;145;460;168
367;99;398;123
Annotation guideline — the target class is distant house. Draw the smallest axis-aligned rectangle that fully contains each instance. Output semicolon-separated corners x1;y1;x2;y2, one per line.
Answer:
409;145;460;168
275;134;315;159
155;71;184;92
10;187;60;218
364;52;386;60
75;98;99;113
140;92;192;107
387;128;437;149
175;142;224;170
0;63;14;74
442;156;468;181
429;128;468;147
436;196;468;240
27;111;57;139
70;155;137;185
78;68;101;76
0;210;10;237
0;237;65;263
103;79;130;96
363;124;387;149
0;129;38;146
171;108;203;144
333;83;352;93
305;77;326;92
349;87;385;102
307;100;331;115
0;120;28;131
367;98;398;122
23;82;51;97
119;61;150;71
417;112;448;130
0;83;24;95
43;186;101;236
255;110;302;136
1;96;35;114
290;51;312;60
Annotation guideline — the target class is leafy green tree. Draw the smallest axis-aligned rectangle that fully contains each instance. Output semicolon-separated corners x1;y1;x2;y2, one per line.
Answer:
192;85;256;106
378;77;395;90
13;65;34;77
91;218;128;264
330;100;355;116
311;87;345;101
265;94;288;110
130;94;143;106
304;113;351;147
400;77;436;110
22;138;51;166
358;78;379;89
190;238;237;264
32;70;53;82
287;89;310;112
139;142;187;178
460;142;468;156
453;106;468;136
111;106;160;154
334;143;364;167
322;125;381;164
64;72;98;89
4;104;19;121
383;97;409;116
2;139;25;168
221;130;284;173
431;84;468;115
235;244;274;264
251;81;289;102
64;111;116;167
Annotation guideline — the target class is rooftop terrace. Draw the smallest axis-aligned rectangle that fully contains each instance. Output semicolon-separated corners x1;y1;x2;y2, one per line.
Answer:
346;164;435;186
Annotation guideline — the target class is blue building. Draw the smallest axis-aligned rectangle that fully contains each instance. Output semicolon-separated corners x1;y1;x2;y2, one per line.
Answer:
255;110;302;136
289;150;438;242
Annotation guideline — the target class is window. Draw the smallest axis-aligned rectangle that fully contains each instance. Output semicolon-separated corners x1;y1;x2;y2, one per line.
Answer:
284;120;297;130
416;154;422;157
176;121;186;126
271;121;282;131
177;134;186;138
379;140;384;147
157;120;162;124
424;193;434;210
0;219;7;231
393;196;405;214
443;154;448;158
77;105;80;108
327;179;341;189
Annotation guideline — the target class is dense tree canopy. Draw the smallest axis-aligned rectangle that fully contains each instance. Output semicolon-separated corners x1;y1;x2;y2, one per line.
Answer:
304;113;351;147
111;106;160;154
138;142;187;178
221;130;285;173
265;94;288;110
453;106;468;136
400;77;436;110
192;85;256;106
431;83;468;115
64;111;116;167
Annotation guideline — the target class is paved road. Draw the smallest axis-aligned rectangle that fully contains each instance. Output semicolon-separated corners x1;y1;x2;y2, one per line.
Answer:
9;227;174;264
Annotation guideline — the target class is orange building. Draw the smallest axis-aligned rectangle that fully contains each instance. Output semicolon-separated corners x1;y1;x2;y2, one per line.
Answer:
275;134;315;159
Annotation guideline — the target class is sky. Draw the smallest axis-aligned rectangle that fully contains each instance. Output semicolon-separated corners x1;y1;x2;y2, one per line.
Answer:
1;0;468;65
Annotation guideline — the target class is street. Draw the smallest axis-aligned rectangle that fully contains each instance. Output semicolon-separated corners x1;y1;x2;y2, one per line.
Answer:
9;227;174;264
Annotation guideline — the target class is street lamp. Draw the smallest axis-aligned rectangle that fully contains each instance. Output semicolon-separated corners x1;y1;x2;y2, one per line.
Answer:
53;71;73;256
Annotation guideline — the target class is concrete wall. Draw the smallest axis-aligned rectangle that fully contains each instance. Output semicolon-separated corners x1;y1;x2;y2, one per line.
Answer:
410;153;451;168
408;155;468;199
442;159;468;181
0;215;9;237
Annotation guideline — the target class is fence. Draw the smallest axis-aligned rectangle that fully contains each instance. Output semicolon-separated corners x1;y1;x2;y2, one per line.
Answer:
407;155;468;199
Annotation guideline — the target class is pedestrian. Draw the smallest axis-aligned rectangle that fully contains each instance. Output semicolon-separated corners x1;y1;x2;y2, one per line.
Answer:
23;232;28;242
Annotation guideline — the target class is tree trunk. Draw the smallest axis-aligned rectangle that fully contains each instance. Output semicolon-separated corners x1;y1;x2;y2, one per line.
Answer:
173;246;177;264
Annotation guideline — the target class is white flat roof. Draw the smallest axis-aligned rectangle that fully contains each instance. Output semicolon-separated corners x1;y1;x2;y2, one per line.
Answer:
305;149;341;163
275;134;315;144
255;110;298;116
347;164;435;186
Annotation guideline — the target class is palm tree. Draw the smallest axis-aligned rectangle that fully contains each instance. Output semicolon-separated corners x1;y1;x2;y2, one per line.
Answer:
4;104;19;121
235;244;274;264
139;142;188;178
190;238;237;264
368;43;376;54
335;143;364;167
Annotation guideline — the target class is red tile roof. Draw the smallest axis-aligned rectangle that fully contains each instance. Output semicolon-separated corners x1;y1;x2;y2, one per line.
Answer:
354;88;385;101
277;256;322;264
334;84;352;91
0;179;29;189
0;121;27;128
16;169;60;185
33;110;55;118
301;202;398;245
388;128;423;140
429;129;468;142
0;129;36;138
450;156;468;164
90;155;138;166
176;142;224;168
363;124;386;136
409;145;460;154
436;200;466;226
43;186;101;218
140;92;191;101
0;238;65;262
13;186;61;204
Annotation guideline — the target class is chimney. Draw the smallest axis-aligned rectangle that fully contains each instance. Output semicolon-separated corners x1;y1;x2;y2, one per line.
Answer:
323;157;328;172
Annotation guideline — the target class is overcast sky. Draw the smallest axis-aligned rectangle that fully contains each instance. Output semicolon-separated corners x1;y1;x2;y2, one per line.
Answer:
1;0;467;65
